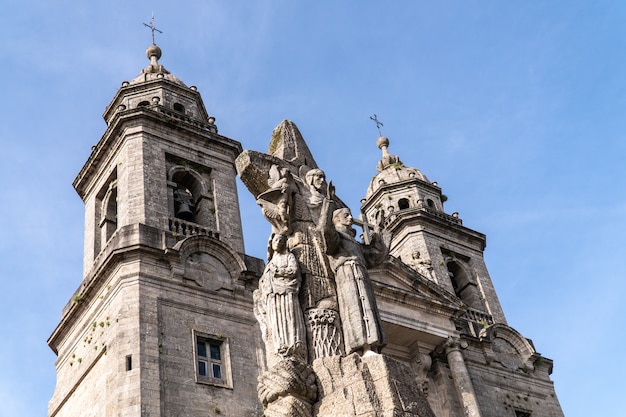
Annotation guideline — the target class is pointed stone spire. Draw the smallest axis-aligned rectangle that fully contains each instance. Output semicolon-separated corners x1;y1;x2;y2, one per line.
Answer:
364;135;430;200
268;120;318;170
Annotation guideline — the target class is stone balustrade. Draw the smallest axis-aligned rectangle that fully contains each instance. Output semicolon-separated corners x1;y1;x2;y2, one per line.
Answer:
152;105;217;133
422;207;463;225
383;206;463;227
168;217;219;239
463;307;494;326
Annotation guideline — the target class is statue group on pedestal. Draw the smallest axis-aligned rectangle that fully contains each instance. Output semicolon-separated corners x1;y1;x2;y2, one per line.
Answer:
238;121;389;417
251;164;388;416
254;165;387;358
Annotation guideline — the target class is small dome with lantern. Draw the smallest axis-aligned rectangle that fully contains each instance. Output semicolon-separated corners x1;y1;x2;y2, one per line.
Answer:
102;41;214;130
365;136;430;200
129;44;186;86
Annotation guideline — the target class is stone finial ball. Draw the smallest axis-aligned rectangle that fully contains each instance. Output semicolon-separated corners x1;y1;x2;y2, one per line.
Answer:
376;136;389;149
146;44;162;60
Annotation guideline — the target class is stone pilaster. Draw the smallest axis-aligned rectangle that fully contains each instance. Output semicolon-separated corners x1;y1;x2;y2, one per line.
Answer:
444;337;482;417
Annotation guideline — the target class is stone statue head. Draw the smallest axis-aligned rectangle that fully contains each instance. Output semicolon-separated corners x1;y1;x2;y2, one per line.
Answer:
332;208;353;228
305;169;325;191
267;233;288;260
271;233;287;251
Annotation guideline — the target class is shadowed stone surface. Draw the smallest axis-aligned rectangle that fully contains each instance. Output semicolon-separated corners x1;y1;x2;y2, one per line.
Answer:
313;353;436;417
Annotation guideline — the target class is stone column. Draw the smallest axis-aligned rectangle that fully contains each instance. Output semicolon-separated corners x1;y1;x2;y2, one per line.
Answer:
445;337;483;417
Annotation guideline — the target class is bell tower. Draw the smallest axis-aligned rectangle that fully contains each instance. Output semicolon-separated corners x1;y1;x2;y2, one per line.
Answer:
78;42;245;270
48;44;263;417
361;136;506;325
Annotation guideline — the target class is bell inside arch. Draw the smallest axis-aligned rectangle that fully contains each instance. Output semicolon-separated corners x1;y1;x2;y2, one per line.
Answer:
174;188;195;222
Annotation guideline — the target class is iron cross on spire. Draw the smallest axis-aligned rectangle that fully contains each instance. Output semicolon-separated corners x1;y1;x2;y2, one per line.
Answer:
143;14;163;45
370;114;384;136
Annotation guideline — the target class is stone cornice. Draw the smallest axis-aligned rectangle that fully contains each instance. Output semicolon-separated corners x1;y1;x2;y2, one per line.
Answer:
362;177;442;212
386;208;487;251
47;223;254;354
371;257;462;305
74;107;242;199
103;78;210;122
373;280;459;319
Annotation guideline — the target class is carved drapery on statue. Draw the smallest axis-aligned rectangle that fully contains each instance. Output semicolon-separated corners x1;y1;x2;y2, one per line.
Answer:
321;206;387;355
240;121;344;417
254;232;315;417
254;233;307;363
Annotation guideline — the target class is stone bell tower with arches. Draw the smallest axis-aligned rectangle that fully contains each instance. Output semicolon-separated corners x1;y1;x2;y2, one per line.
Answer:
358;135;563;417
47;43;264;417
361;136;506;326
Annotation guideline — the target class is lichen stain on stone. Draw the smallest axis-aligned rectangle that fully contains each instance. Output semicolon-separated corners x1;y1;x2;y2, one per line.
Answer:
268;125;284;155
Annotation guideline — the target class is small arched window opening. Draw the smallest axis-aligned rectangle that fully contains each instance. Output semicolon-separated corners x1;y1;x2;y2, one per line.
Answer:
398;198;410;210
95;172;118;256
427;199;435;208
102;185;118;242
447;261;463;293
137;101;150;107
447;260;482;310
173;103;185;113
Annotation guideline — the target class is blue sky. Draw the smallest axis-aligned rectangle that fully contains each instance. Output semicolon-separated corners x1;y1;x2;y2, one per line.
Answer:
1;1;624;416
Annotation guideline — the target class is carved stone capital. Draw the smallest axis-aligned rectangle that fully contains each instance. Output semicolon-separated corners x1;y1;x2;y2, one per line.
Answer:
444;336;468;354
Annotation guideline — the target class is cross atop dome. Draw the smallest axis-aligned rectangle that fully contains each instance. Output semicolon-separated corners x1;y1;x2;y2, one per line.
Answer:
143;14;163;45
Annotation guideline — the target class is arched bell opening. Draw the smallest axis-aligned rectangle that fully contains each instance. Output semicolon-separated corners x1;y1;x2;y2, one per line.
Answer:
173;102;185;113
446;260;483;311
168;165;215;228
171;170;202;223
94;169;118;256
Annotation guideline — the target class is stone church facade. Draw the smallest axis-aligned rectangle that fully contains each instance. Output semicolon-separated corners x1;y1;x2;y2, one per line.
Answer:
48;44;564;417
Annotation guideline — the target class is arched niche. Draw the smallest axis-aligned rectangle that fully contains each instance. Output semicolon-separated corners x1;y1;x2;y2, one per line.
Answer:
483;324;537;371
172;235;247;288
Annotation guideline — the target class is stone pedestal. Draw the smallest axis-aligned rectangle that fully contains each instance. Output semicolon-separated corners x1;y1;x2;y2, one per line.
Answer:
312;353;436;417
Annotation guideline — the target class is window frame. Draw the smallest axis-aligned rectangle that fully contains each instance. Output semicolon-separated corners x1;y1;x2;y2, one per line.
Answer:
192;330;232;388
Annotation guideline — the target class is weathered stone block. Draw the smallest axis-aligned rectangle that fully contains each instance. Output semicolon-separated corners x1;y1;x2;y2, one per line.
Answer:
312;353;435;417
